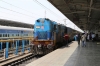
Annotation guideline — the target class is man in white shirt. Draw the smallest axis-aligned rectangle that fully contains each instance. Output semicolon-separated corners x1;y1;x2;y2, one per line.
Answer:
81;33;86;47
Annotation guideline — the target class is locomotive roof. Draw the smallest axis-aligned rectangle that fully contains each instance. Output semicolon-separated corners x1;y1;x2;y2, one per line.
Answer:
0;25;33;31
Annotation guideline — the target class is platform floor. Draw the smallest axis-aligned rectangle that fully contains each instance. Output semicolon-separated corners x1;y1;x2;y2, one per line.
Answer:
26;41;100;66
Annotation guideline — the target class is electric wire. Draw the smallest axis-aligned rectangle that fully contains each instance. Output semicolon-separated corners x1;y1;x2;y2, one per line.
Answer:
0;6;37;18
0;10;32;19
33;0;63;19
0;0;63;19
0;0;42;17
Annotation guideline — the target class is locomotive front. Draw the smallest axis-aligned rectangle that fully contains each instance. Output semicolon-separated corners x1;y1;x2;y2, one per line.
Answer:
31;18;54;54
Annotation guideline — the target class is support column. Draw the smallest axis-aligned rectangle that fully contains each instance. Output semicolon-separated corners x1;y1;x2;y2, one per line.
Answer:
17;40;19;48
28;40;30;52
0;42;2;50
6;42;9;58
22;40;25;53
15;41;18;55
12;39;14;48
17;40;19;53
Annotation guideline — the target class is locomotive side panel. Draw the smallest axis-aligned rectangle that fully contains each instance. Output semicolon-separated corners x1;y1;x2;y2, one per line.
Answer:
67;27;75;41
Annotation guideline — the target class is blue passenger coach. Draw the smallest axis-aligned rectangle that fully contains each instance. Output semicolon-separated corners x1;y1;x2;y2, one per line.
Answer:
0;26;33;50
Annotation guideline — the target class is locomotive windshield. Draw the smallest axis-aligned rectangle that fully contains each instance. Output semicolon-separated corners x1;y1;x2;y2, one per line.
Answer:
40;18;45;23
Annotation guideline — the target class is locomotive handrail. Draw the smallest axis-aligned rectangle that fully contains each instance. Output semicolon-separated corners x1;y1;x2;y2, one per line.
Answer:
33;40;53;41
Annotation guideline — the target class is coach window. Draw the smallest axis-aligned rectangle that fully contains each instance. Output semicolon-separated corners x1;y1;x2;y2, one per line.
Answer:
3;34;5;37
18;34;19;36
8;34;9;37
5;34;7;37
3;34;6;37
3;34;4;37
16;34;18;36
0;34;2;37
12;34;14;36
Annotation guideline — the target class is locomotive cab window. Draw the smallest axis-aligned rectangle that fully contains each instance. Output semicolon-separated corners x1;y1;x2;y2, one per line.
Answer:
37;20;40;22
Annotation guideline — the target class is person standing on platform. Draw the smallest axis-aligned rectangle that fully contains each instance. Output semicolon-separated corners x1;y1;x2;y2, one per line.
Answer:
63;33;69;47
81;33;86;47
77;33;81;45
91;33;95;42
87;33;90;41
74;34;78;41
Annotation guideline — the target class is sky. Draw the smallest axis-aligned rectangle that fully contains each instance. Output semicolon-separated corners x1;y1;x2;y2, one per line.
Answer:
0;0;84;32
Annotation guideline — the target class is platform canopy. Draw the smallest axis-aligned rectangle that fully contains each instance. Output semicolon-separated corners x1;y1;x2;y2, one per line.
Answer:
0;19;33;28
48;0;100;32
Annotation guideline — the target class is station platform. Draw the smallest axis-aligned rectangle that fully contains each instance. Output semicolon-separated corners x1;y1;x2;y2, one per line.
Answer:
26;41;100;66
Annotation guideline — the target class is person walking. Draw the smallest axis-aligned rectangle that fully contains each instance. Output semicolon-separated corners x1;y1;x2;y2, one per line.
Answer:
81;33;86;47
77;33;81;45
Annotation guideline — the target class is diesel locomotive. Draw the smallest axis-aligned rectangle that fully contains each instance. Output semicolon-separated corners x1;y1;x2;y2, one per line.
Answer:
30;18;74;55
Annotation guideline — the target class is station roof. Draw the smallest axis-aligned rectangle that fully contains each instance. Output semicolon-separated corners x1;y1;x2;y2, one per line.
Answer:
0;19;33;28
48;0;100;31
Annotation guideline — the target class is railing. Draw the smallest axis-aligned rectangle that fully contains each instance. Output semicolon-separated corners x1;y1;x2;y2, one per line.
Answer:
0;37;34;59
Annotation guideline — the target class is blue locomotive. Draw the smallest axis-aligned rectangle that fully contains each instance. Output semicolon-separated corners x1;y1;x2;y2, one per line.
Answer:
31;18;69;54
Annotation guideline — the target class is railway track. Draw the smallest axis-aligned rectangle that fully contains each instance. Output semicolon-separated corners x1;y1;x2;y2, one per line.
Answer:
18;55;43;66
0;53;43;66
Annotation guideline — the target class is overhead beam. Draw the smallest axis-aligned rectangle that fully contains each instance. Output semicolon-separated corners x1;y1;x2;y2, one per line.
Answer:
68;3;87;6
64;11;85;14
84;7;100;11
88;0;93;18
